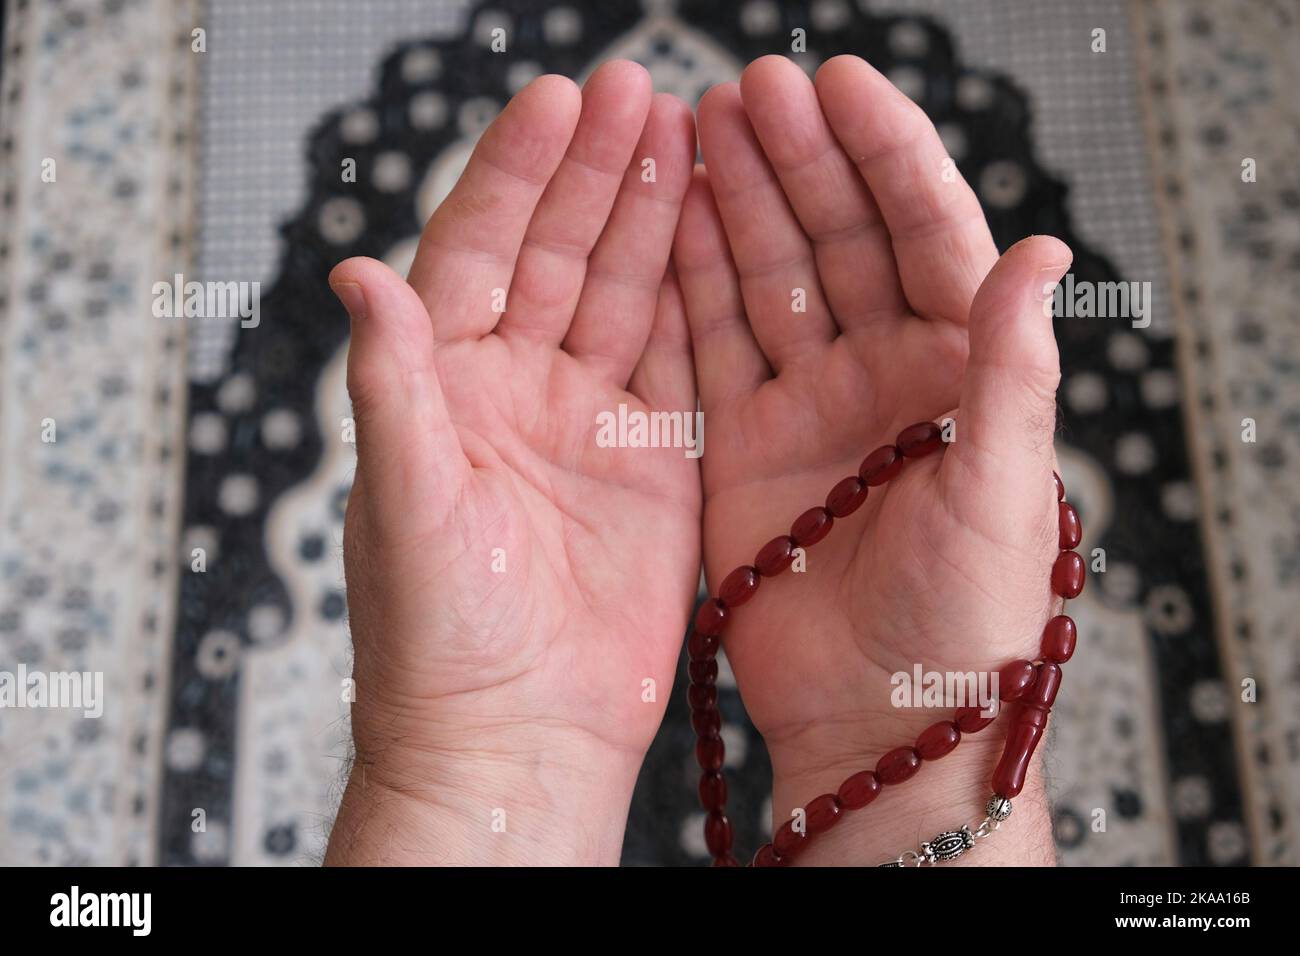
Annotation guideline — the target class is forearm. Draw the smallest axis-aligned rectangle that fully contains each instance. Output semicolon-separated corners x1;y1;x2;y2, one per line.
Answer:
326;727;643;866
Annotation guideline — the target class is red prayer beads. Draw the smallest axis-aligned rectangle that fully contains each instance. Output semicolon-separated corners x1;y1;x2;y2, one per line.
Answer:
1051;551;1085;599
859;445;903;485
1040;615;1077;663
719;566;760;607
684;422;1085;866
825;476;868;517
916;721;961;760
791;507;834;547
876;745;923;784
998;659;1037;701
989;478;1082;804
754;535;796;576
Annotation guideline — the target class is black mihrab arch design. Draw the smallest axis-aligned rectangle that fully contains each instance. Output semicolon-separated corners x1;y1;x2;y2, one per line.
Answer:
161;0;1243;866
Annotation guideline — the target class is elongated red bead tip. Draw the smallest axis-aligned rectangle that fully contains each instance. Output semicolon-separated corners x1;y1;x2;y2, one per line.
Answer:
791;506;833;547
916;720;961;760
1051;550;1085;598
1040;614;1077;663
718;565;760;608
1058;501;1082;550
1028;662;1063;709
826;476;868;517
876;745;923;784
896;421;944;458
859;445;904;486
754;535;796;576
1054;470;1065;501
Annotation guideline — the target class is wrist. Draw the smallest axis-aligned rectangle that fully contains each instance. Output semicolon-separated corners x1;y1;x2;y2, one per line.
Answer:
327;711;644;866
767;723;1056;867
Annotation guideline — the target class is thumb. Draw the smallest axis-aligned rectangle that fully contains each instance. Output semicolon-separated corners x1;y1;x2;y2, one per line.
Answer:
943;235;1072;530
330;256;468;524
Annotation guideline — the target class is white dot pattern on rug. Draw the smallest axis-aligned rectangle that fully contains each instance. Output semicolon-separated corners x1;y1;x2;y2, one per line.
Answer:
191;0;474;384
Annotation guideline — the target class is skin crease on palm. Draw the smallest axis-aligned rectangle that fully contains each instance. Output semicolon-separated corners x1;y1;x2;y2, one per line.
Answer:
325;54;1073;867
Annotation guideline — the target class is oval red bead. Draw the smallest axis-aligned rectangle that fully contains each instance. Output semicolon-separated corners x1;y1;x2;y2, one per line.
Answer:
790;507;833;547
896;421;944;458
825;476;868;517
718;565;760;608
955;705;997;734
693;598;728;637
1058;501;1082;550
698;770;728;810
754;535;796;576
773;818;809;859
1053;470;1065;501
711;854;740;867
837;770;882;809
687;628;719;662
695;735;724;771
688;658;717;685
1040;614;1077;663
999;659;1037;701
1051;551;1085;598
805;794;843;833
687;682;717;711
704;811;733;856
859;445;904;485
876;746;922;784
752;843;783;868
691;706;721;737
916;720;961;760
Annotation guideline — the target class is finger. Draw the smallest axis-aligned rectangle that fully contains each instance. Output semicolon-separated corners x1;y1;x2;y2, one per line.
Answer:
673;167;769;412
942;236;1072;528
815;55;998;326
405;74;581;341
330;257;470;525
696;82;837;372
738;55;907;330
563;93;696;387
499;60;652;345
627;268;697;417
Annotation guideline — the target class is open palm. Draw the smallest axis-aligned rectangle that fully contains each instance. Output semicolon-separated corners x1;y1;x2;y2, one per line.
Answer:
332;63;701;798
674;56;1073;813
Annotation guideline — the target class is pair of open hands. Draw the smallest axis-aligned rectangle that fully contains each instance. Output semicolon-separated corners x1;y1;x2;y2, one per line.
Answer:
325;55;1071;866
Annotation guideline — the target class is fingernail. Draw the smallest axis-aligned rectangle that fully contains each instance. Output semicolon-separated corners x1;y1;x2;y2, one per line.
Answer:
332;281;367;321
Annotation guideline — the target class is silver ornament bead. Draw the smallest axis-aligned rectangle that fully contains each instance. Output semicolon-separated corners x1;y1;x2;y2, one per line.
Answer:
986;794;1013;822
